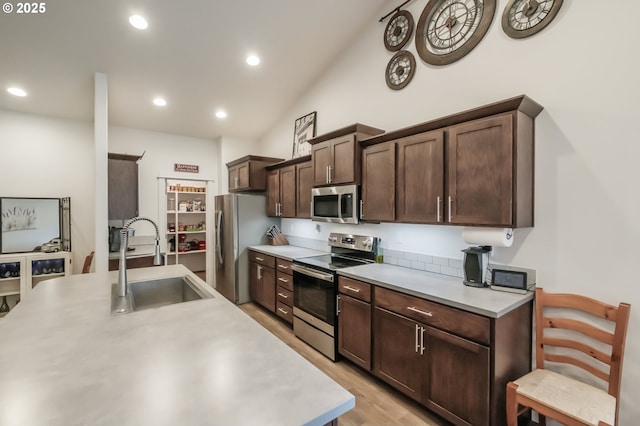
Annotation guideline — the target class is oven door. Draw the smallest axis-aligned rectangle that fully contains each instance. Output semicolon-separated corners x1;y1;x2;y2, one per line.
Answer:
291;263;336;327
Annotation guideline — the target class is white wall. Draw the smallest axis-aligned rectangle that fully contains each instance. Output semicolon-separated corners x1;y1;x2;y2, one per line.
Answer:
0;110;95;273
260;1;640;422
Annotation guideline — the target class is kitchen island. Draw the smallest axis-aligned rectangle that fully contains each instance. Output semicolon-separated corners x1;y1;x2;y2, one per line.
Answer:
0;265;354;425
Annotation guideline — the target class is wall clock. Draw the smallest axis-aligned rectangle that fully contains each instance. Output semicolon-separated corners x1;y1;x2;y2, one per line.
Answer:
415;0;496;66
385;50;416;90
502;0;563;39
384;10;414;51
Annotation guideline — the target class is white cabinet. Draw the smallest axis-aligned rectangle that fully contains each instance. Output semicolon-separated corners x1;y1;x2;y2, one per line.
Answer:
0;251;71;317
165;181;208;280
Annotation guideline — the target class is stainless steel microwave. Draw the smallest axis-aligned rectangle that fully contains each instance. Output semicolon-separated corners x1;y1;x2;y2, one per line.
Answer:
311;184;359;224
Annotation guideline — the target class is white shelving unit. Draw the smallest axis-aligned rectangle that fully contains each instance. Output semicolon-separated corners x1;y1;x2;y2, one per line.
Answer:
165;180;208;280
0;251;71;318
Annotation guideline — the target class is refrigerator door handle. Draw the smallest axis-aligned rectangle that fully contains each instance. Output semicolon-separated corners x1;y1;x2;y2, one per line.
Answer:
216;210;223;264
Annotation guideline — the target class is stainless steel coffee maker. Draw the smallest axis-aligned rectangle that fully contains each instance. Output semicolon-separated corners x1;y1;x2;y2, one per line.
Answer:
462;246;491;287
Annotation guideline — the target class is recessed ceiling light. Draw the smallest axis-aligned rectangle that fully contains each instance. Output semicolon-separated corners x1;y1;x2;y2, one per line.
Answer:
246;55;260;66
153;97;167;106
129;15;148;30
215;110;227;119
7;87;27;97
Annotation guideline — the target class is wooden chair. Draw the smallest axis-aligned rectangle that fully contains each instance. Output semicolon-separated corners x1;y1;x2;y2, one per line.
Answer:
506;287;631;426
82;251;94;274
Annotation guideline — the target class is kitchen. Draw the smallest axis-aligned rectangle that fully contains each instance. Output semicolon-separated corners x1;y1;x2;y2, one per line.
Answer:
1;1;638;425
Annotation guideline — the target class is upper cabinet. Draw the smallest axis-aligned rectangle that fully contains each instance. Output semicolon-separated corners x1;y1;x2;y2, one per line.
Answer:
266;156;312;219
361;95;542;228
309;124;384;186
226;155;284;193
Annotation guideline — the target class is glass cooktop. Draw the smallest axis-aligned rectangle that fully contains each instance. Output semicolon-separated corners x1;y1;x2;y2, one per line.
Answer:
295;253;373;272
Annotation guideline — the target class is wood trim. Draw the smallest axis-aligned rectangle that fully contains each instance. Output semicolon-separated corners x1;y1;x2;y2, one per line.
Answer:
265;154;312;170
225;155;284;167
307;123;384;145
108;153;142;161
361;95;543;147
543;353;610;383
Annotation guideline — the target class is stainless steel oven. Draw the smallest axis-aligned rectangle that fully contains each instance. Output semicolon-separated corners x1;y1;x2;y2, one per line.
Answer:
311;184;359;224
292;233;378;361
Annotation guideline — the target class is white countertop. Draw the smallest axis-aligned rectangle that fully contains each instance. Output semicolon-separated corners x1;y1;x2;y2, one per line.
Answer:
0;265;354;425
249;244;327;260
338;263;533;318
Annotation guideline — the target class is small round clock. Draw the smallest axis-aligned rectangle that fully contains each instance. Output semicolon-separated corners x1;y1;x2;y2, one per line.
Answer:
502;0;563;39
384;10;414;51
385;50;416;90
415;0;496;66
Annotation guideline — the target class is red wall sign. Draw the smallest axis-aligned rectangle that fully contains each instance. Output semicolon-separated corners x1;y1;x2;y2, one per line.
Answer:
174;163;199;173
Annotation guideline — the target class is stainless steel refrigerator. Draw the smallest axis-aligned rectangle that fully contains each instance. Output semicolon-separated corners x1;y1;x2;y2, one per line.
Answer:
214;193;280;304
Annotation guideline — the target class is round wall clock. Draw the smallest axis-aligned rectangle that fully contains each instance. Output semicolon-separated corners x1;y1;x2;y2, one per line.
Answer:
384;10;414;51
385;50;416;90
415;0;496;66
502;0;563;39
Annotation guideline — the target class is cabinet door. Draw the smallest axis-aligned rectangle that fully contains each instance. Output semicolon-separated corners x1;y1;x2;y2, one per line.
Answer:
331;135;357;184
249;261;261;303
447;114;513;226
373;307;423;401
361;142;395;222
424;326;490;426
396;130;444;223
312;141;331;185
261;266;276;313
237;162;250;189
228;165;240;191
296;161;313;218
279;165;296;218
266;169;280;217
338;294;372;371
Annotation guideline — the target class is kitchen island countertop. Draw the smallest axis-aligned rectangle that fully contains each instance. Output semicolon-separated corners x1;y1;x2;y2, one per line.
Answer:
339;263;533;318
0;265;354;425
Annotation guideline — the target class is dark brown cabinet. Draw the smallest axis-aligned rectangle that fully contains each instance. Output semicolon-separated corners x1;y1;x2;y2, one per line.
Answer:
309;124;384;186
275;258;294;324
227;155;283;193
371;285;531;426
266;165;296;218
337;277;372;371
361;142;395;222
360;95;542;227
295;161;313;218
249;250;276;313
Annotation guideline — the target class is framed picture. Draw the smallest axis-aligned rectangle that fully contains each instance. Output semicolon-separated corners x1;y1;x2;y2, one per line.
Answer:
292;111;317;158
0;197;61;254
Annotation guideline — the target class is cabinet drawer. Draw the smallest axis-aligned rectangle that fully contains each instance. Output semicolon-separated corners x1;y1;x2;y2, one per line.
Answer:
374;287;490;345
276;286;293;307
276;258;293;273
338;276;371;302
249;251;275;268
276;301;293;323
276;271;293;291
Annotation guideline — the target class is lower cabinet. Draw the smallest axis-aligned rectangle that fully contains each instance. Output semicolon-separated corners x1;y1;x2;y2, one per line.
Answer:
337;277;372;370
275;258;293;324
249;251;276;313
343;280;531;426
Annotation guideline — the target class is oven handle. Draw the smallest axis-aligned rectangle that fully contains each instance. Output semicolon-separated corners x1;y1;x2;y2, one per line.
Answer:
291;263;334;283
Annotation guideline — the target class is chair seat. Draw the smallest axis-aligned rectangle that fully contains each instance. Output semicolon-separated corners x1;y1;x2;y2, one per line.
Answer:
514;369;615;426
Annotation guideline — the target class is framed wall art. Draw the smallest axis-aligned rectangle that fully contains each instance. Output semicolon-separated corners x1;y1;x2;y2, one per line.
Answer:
0;197;61;254
292;111;317;158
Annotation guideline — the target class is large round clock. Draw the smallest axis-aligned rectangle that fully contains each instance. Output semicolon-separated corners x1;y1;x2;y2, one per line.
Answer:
385;50;416;90
502;0;563;39
415;0;496;66
384;10;414;51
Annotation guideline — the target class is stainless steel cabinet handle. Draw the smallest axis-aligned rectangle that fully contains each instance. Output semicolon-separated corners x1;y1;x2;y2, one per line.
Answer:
277;292;288;299
436;196;441;222
343;285;360;293
407;306;433;317
257;265;262;280
278;264;289;270
360;200;364;220
336;295;340;316
328;166;332;183
326;166;329;184
234;176;239;189
278;307;289;315
420;326;426;355
255;256;264;261
448;196;453;222
278;277;289;283
415;324;420;353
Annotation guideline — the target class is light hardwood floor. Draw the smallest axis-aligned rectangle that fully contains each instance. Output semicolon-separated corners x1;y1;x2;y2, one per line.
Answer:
239;302;448;426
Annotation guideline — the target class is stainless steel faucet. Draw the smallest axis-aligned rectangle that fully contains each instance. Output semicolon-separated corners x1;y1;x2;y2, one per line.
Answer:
118;217;163;297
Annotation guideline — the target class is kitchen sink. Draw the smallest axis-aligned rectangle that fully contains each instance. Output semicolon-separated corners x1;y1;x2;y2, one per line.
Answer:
111;275;213;314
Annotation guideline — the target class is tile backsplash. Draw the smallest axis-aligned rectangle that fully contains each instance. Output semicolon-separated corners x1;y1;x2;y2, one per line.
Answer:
284;235;536;283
